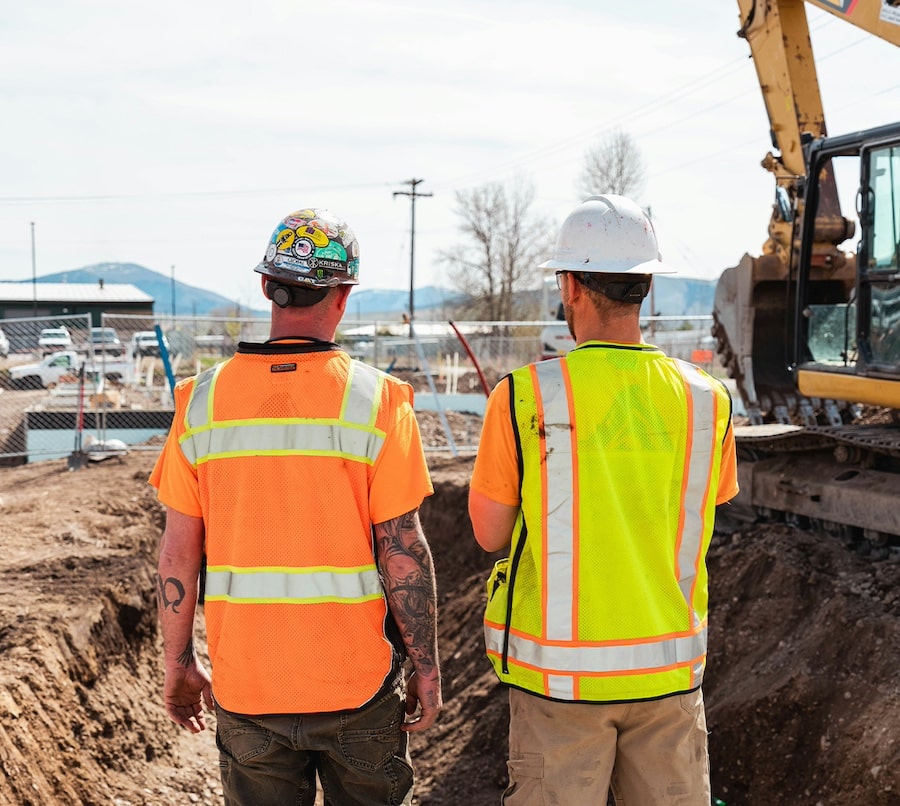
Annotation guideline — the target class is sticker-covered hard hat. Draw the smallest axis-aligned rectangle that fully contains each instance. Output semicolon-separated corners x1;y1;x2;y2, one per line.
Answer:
254;208;360;286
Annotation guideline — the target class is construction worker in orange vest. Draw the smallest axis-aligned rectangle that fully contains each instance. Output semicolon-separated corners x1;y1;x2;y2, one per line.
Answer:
151;207;441;805
469;195;738;805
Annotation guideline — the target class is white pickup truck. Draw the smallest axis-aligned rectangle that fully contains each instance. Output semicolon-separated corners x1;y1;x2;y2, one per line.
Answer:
9;350;132;389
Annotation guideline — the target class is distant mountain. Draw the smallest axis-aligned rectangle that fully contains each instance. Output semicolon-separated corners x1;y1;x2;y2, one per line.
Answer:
29;263;243;317
27;263;468;318
23;262;717;319
347;286;469;317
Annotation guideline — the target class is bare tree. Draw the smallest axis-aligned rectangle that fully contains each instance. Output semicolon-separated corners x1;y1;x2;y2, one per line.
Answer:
439;179;547;321
578;129;645;199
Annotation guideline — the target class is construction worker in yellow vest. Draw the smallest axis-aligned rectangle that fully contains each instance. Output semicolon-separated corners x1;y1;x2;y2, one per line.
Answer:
469;195;738;805
151;207;441;806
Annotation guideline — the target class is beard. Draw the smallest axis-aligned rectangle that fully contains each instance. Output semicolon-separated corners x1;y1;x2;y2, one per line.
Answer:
564;301;576;341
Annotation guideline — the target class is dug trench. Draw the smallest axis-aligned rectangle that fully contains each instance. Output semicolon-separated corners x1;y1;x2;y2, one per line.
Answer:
0;443;897;805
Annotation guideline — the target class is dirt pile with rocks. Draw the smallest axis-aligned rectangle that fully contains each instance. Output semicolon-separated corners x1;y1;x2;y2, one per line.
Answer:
0;434;897;805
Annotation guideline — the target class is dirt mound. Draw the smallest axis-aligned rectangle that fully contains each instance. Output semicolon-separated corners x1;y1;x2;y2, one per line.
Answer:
0;450;897;805
705;527;899;804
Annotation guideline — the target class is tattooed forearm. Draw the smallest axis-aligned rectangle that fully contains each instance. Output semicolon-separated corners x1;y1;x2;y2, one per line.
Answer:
176;640;195;668
375;509;439;677
156;573;187;614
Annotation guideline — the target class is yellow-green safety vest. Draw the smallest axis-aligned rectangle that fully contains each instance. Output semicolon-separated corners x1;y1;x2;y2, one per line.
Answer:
484;343;733;702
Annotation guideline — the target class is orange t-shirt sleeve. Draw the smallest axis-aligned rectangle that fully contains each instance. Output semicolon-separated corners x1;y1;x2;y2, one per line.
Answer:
148;379;203;517
368;385;433;524
470;376;522;507
716;422;740;505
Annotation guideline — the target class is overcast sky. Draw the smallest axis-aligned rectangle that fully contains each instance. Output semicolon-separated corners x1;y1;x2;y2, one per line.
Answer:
1;0;898;312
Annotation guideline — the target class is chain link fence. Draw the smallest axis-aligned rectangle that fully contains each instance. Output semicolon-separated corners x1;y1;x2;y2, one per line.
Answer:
0;312;716;465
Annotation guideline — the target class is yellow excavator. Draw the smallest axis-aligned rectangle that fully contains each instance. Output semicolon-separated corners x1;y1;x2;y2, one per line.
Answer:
712;0;900;554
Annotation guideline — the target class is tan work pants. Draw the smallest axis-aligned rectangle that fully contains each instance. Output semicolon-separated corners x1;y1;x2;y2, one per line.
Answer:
503;687;710;805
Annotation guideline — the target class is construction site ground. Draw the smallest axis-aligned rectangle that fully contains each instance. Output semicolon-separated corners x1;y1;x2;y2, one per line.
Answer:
0;410;898;805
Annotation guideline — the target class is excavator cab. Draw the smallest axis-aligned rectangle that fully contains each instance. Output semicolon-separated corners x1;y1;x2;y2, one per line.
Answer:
794;124;900;414
714;123;900;425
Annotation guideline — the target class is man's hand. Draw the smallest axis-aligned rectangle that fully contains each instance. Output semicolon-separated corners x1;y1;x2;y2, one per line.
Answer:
164;660;213;734
403;669;442;733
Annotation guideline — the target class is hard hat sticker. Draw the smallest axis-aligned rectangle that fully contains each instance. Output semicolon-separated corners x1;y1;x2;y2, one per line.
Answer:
276;228;296;250
293;238;315;258
300;225;330;247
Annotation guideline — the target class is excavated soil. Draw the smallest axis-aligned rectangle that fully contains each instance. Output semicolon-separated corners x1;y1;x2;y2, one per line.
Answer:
0;411;898;805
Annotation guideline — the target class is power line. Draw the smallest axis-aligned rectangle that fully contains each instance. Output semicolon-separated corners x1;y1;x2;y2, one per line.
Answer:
0;180;397;205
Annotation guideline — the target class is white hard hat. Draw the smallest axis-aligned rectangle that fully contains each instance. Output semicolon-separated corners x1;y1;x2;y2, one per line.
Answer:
540;195;675;275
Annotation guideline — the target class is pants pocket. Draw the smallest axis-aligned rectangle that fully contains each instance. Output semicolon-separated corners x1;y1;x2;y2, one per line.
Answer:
678;688;705;719
215;708;273;764
503;752;545;805
337;687;406;770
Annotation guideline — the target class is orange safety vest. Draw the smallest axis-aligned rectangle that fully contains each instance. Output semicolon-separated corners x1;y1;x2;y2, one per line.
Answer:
178;349;403;714
484;344;733;702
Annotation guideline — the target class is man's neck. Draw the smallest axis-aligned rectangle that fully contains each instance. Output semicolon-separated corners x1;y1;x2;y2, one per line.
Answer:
575;320;643;345
268;322;336;342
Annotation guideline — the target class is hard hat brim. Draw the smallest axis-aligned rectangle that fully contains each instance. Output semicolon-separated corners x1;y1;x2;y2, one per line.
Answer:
539;256;677;275
253;262;359;287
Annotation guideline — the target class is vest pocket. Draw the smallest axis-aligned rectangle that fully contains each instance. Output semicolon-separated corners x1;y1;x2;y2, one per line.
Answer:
485;558;509;609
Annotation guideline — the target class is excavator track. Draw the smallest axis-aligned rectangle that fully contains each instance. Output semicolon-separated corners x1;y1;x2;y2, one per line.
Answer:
722;421;900;559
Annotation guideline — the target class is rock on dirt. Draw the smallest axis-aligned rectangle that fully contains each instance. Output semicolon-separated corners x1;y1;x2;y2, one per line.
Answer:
0;445;897;805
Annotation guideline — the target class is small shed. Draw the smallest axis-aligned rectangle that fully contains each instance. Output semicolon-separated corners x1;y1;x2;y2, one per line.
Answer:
0;281;153;325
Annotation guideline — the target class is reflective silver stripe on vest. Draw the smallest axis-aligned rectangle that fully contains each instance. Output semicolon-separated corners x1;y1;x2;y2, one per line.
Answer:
179;363;221;466
186;363;220;431
485;622;708;675
205;565;384;603
533;359;575;643
673;359;717;615
547;673;575;700
179;358;385;466
341;360;383;426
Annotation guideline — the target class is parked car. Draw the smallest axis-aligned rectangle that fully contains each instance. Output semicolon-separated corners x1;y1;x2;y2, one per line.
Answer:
9;350;133;389
37;327;72;356
130;330;167;358
89;326;123;355
0;327;9;359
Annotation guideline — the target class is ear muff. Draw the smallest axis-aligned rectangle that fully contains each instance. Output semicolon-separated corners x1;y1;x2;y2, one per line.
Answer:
601;281;651;303
266;281;293;308
265;280;329;308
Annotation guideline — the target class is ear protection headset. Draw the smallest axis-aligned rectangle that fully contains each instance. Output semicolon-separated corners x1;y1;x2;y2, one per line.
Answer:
266;281;293;308
265;280;327;308
572;272;651;304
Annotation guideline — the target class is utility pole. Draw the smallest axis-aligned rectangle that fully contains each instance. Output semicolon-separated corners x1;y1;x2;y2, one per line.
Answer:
30;222;37;315
393;178;432;334
171;265;176;325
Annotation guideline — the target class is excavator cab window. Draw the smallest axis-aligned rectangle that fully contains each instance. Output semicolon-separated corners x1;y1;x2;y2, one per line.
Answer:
798;150;861;369
861;142;900;368
805;301;857;366
864;144;900;274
